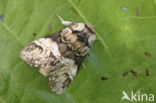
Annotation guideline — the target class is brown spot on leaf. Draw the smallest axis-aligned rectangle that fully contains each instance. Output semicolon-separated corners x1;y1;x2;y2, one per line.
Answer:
49;23;53;33
144;52;151;58
130;70;137;77
33;33;37;36
122;72;129;77
136;7;140;16
101;76;108;81
146;69;150;76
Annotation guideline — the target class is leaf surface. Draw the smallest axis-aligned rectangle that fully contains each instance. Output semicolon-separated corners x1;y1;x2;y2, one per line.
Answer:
0;0;156;103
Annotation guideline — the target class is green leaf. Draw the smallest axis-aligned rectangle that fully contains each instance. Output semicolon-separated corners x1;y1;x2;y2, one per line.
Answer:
0;0;156;103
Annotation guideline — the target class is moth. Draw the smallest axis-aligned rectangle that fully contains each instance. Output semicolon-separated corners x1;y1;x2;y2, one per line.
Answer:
20;15;96;95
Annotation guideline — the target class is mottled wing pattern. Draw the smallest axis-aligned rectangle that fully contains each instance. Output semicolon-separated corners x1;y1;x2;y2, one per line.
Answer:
20;15;96;95
49;58;78;94
20;38;61;76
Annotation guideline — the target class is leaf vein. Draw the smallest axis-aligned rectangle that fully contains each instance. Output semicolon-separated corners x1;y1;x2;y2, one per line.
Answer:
1;23;25;46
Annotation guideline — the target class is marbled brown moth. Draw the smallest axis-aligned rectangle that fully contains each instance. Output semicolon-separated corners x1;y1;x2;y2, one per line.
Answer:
20;15;96;95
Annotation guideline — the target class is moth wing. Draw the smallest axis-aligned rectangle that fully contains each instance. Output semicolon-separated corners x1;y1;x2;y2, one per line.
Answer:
49;58;78;95
20;38;61;68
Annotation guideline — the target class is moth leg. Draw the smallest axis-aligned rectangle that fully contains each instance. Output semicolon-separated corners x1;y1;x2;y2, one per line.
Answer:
89;49;95;57
82;63;87;69
49;22;53;33
39;67;52;76
88;50;92;56
57;14;72;26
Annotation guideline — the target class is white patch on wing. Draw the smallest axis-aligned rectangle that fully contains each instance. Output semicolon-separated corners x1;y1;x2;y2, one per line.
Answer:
51;42;61;58
34;38;61;58
59;57;78;80
62;28;72;33
72;23;85;31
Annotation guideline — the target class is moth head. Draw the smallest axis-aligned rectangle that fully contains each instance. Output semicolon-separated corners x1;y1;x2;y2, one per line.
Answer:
57;14;96;46
70;23;96;47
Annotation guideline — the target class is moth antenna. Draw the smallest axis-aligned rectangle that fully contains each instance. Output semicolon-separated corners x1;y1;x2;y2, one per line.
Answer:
82;63;87;69
57;14;72;26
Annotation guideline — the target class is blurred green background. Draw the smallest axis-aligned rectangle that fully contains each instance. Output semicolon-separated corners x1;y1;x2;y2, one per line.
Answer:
0;0;156;103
